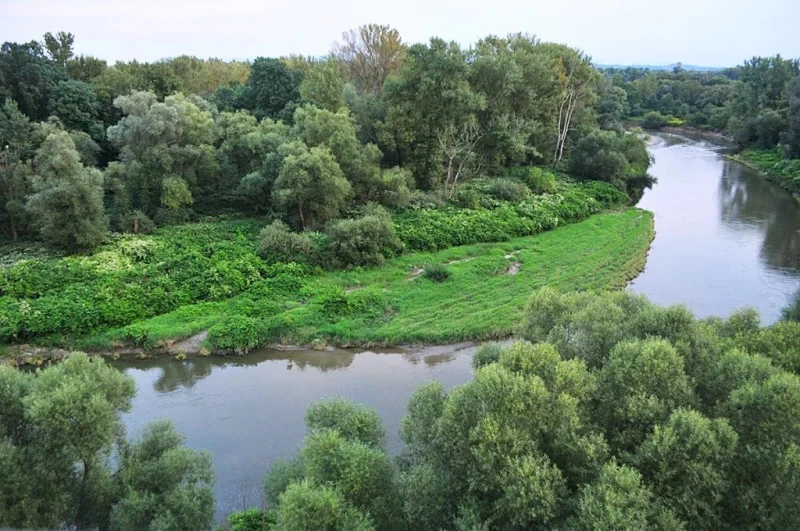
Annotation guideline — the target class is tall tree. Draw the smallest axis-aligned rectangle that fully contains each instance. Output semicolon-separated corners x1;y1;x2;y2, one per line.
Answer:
0;41;66;120
42;31;74;67
271;142;351;230
26;131;107;252
236;57;303;120
0;99;33;240
333;24;406;96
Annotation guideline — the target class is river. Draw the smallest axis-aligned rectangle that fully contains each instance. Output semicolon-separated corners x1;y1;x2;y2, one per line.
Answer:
113;133;800;520
628;133;800;323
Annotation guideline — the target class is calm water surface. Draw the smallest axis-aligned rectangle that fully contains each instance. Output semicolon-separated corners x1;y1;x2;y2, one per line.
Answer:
116;133;800;519
112;344;476;518
628;133;800;323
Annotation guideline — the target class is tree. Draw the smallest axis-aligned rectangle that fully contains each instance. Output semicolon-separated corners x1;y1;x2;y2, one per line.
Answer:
596;339;694;452
292;104;384;201
43;31;74;67
635;408;737;529
384;38;484;190
237;57;303;120
276;481;374;531
48;80;104;140
299;58;345;112
271;143;351;230
437;120;483;198
0;99;33;240
305;397;386;448
110;421;214;531
333;24;406;96
0;41;66;120
106;91;216;216
572;461;657;530
26;131;107;252
66;55;107;82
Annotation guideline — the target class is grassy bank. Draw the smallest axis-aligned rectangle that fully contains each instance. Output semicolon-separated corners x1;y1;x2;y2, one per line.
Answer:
727;149;800;201
78;208;653;353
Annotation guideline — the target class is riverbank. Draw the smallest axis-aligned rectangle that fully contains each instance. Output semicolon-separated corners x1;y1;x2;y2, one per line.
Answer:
3;209;654;363
723;150;800;203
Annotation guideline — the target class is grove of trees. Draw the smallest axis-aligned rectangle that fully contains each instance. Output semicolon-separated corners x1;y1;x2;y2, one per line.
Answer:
1;27;653;256
238;289;800;530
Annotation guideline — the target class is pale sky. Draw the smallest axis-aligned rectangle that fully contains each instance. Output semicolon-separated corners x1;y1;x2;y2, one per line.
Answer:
2;0;798;67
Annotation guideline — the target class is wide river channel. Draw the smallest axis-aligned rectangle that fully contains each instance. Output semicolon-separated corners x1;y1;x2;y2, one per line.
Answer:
112;133;800;518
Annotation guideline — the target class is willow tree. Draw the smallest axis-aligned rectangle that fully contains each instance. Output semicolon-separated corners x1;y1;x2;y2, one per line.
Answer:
26;131;107;252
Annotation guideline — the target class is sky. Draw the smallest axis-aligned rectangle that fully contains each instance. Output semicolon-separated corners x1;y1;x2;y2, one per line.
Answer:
2;0;798;67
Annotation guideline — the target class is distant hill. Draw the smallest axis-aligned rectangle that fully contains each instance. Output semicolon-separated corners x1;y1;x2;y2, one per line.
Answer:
598;63;727;72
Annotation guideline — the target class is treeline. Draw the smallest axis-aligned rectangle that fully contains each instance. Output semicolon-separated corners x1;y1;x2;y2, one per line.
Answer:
0;353;214;530
606;57;800;157
233;289;800;530
1;27;653;254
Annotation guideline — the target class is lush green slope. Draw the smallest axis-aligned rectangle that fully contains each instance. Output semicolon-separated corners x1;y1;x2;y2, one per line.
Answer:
82;208;653;352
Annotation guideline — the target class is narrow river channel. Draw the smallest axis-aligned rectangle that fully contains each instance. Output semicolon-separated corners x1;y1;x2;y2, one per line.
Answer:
113;133;800;520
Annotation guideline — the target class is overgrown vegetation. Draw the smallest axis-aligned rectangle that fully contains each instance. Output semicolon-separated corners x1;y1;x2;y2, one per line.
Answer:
82;209;652;352
232;289;800;530
0;353;214;530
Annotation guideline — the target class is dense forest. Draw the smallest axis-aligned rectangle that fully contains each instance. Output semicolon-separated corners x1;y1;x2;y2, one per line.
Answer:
0;27;653;255
605;57;800;194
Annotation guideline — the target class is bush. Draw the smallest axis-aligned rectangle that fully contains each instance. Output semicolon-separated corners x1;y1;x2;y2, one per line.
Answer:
487;178;529;202
205;315;267;355
228;508;267;531
522;167;558;194
642;111;667;130
325;206;404;268
121;210;156;234
258;221;318;265
423;264;451;282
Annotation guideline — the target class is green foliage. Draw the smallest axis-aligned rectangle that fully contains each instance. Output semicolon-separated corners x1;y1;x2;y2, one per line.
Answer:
486;177;528;202
305;397;386;448
237;57;303;120
228;508;267;531
422;264;451;282
26;131;108;252
275;481;374;531
207;315;267;355
394;181;622;252
641;110;668;129
265;290;800;529
325;206;404;268
0;354;211;530
110;420;214;531
258;220;318;265
568;130;654;191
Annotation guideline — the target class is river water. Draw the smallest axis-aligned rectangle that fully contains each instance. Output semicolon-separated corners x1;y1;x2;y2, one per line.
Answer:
113;133;800;519
628;133;800;323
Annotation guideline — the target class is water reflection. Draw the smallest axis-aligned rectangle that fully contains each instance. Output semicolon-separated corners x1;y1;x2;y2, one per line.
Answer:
629;134;800;322
719;161;800;271
112;343;475;394
115;343;477;521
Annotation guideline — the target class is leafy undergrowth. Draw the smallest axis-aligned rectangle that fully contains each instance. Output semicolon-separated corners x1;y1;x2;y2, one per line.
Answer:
80;209;654;353
734;149;800;198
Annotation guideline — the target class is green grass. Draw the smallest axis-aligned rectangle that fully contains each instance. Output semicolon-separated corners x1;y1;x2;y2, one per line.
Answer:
81;209;654;351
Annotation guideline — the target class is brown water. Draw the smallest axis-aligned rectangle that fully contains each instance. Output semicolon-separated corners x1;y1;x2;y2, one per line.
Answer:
112;344;477;519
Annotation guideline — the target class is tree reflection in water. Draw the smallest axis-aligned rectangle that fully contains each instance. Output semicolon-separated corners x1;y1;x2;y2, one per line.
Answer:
112;342;477;393
719;160;800;271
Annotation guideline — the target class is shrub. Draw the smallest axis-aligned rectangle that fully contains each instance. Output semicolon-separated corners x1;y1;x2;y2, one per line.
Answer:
423;264;451;282
228;508;268;531
325;206;404;268
642;111;667;130
523;167;558;194
487;178;529;202
473;342;504;368
206;314;267;355
258;221;317;265
121;210;156;235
